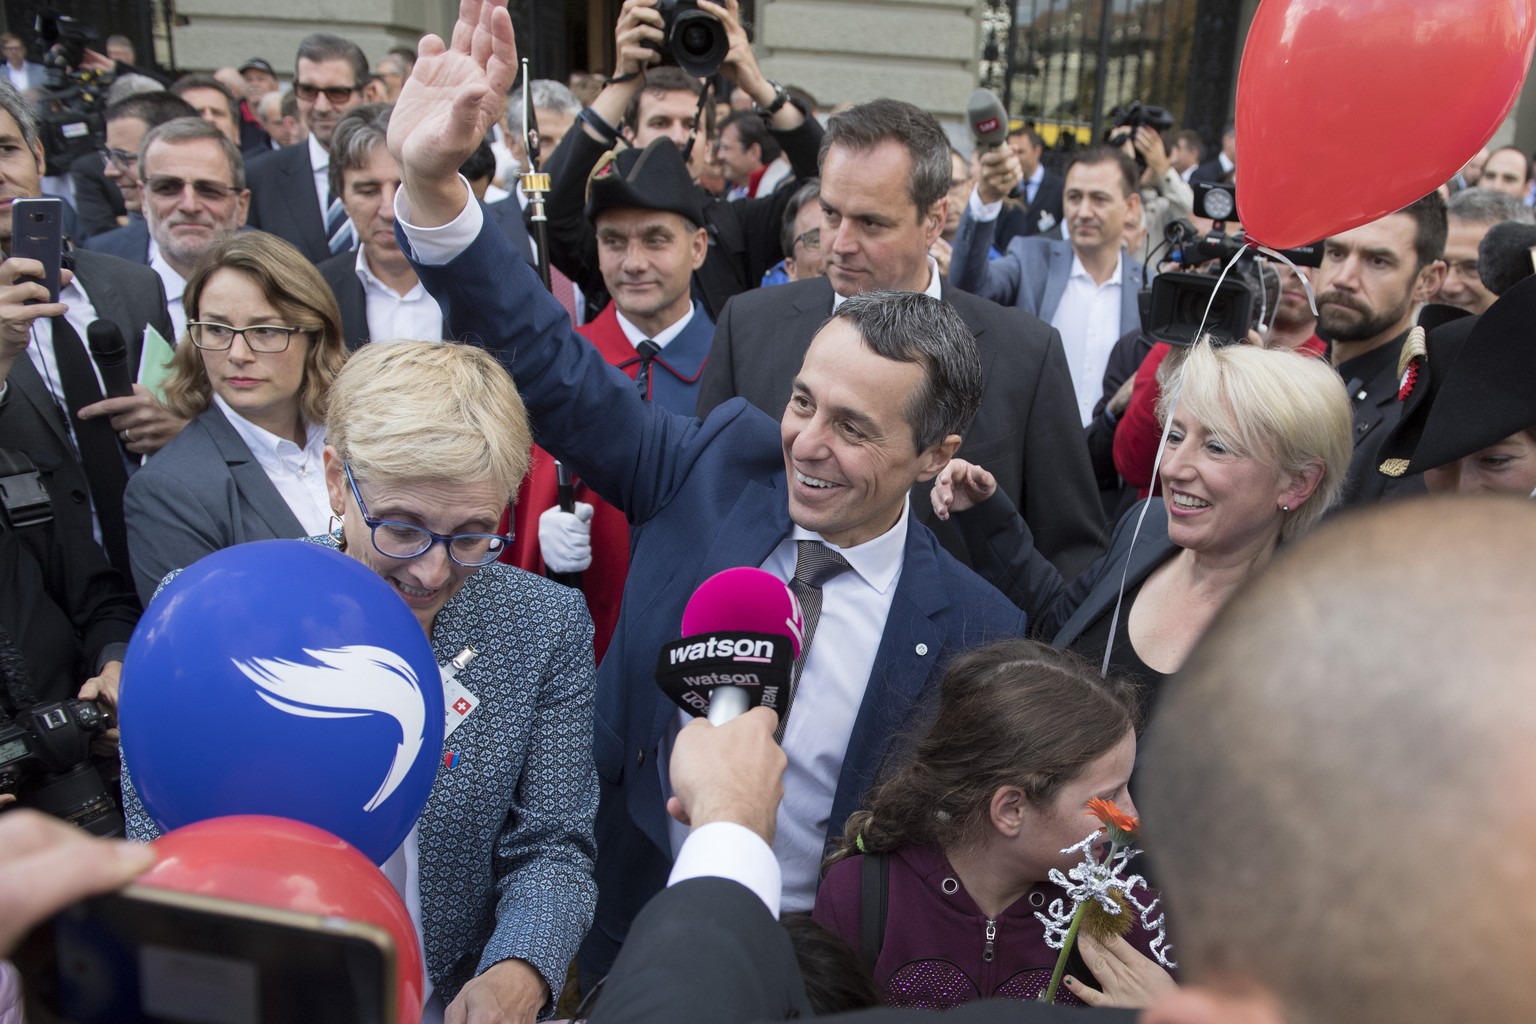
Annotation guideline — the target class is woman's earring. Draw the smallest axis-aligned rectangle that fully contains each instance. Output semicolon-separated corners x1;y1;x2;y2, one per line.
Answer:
1281;504;1291;513
329;509;346;547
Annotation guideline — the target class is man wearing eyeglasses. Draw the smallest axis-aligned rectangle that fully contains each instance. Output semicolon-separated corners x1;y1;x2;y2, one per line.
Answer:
245;33;367;263
0;76;180;578
138;117;251;342
78;92;199;253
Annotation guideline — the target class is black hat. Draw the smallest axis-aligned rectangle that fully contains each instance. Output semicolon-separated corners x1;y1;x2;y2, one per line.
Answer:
238;58;276;76
1377;277;1536;477
585;138;706;228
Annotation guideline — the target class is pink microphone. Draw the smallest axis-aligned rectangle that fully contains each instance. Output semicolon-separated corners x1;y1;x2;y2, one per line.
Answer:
658;568;805;724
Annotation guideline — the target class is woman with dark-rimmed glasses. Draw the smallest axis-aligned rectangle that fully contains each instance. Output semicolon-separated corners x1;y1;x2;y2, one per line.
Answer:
123;230;347;602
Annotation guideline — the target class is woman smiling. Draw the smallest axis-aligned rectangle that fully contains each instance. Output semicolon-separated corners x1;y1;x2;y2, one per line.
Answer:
934;340;1351;695
124;231;347;601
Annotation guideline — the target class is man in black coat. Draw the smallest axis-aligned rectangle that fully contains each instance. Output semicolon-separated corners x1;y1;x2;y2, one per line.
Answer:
244;33;368;263
697;100;1104;575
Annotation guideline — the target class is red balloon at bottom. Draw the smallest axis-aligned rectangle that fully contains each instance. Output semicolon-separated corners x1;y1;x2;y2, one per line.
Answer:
137;815;424;1024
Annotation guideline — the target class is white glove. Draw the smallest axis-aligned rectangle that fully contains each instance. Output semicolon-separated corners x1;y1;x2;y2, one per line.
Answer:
538;502;595;573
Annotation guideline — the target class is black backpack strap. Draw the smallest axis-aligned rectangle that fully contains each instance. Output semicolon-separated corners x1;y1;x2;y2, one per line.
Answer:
0;446;52;565
858;851;890;971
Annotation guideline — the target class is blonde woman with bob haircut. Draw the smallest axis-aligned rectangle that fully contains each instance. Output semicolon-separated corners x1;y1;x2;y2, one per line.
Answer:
319;340;597;1022
123;230;348;601
933;339;1352;697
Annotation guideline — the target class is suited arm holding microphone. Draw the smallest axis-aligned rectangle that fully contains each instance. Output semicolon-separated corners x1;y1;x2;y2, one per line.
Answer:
947;144;1028;305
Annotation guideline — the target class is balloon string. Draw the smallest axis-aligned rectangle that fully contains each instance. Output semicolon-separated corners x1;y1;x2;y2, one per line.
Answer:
1099;244;1249;679
1255;243;1319;318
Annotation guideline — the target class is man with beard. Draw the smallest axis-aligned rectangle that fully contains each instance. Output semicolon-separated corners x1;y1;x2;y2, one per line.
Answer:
1314;193;1446;504
138;117;251;341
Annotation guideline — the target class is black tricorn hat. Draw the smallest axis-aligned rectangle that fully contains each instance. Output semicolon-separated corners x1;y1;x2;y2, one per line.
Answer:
1378;277;1536;477
585;138;706;228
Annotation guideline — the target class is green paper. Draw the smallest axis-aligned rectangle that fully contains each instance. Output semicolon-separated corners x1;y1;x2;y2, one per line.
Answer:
137;324;177;403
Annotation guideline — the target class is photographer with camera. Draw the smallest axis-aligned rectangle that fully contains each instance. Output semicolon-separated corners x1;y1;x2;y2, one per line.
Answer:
542;0;823;320
1108;119;1193;266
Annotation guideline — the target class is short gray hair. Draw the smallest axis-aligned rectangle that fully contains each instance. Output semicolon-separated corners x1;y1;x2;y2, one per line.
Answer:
820;99;951;217
0;76;40;155
1447;186;1535;226
139;116;246;190
828;290;983;451
507;79;581;140
328;103;392;199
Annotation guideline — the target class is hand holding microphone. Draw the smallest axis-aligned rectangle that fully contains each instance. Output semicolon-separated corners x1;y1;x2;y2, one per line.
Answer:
538;501;594;573
665;706;786;844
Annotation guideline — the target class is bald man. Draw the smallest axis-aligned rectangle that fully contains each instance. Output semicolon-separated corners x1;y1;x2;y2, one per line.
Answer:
1138;495;1536;1024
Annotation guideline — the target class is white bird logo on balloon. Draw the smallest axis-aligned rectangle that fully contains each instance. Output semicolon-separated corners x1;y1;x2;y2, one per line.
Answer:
233;646;428;812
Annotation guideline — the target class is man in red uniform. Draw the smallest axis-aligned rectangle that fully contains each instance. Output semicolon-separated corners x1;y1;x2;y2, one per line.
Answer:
507;140;712;658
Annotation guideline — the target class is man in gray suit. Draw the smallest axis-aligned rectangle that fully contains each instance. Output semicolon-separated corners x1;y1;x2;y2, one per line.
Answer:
950;145;1146;428
0;78;180;576
697;100;1104;575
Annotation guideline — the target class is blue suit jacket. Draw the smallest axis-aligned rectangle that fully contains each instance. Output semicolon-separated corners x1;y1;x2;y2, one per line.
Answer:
408;213;1026;977
950;216;1143;338
245;143;330;263
81;214;150;263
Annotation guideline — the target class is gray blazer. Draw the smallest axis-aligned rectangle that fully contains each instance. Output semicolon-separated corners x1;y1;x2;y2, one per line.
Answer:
950;216;1143;338
123;402;305;602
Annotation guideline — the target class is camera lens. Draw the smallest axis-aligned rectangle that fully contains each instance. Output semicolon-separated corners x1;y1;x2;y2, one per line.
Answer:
679;22;714;56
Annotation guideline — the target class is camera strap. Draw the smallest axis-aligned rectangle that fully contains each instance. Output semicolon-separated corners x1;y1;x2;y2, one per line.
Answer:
0;447;54;567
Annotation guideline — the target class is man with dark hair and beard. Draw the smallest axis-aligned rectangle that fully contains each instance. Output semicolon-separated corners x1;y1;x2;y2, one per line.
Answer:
1314;193;1447;504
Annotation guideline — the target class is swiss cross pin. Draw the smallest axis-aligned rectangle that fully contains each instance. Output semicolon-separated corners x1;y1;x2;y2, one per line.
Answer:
453;697;471;715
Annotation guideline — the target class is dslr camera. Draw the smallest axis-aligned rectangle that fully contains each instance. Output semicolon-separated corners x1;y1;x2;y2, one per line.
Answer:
0;633;124;837
1105;101;1175;168
648;0;729;79
1138;183;1322;348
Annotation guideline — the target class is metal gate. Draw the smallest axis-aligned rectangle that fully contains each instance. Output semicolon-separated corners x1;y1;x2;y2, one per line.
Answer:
982;0;1200;144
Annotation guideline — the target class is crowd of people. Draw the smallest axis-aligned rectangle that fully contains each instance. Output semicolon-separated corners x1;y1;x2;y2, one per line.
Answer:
4;1;1536;1022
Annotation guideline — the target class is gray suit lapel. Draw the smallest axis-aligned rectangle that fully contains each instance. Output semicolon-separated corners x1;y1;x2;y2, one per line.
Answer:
1040;240;1073;323
203;405;306;538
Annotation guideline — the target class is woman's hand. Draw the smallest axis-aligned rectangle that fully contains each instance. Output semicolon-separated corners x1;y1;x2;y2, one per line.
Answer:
1065;931;1178;1009
930;458;997;520
444;957;548;1024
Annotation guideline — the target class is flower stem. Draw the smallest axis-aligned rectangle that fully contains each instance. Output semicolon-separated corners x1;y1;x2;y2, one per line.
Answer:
1042;901;1086;1004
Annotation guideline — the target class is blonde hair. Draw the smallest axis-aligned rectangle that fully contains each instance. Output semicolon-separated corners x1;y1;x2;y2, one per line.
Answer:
326;341;531;500
1156;339;1352;542
163;232;346;424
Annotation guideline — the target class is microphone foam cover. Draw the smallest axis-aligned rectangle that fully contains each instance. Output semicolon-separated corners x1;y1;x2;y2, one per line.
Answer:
681;567;804;658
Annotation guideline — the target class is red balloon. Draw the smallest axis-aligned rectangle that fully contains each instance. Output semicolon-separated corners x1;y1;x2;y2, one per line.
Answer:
137;815;424;1024
1237;0;1536;248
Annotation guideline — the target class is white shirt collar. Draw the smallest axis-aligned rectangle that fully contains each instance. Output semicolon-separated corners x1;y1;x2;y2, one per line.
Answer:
1026;163;1045;189
831;256;943;310
307;133;329;172
1068;249;1124;288
213;392;323;462
149;249;186;303
790;498;908;595
615;303;696;350
353;243;424;299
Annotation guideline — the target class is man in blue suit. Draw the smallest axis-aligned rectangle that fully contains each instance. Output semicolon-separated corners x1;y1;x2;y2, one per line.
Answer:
950;145;1146;427
384;1;1025;986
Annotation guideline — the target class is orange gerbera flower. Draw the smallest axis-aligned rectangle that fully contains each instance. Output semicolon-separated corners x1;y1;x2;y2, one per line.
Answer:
1085;797;1139;842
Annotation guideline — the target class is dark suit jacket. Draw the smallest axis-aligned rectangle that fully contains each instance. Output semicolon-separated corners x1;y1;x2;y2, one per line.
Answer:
1188;156;1232;185
69;151;125;240
696;276;1106;575
0;251;174;573
409;215;1026;982
996;167;1066;249
122;402;307;601
245;143;329;263
1337;330;1427;507
590;877;1136;1024
80;214;150;264
958;493;1176;649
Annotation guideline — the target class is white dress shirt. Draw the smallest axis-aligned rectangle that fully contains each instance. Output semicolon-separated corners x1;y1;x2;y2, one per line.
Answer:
831;256;944;310
614;303;695;350
1022;162;1045;206
355;246;446;345
307;133;331;222
212;394;331;535
1051;251;1126;427
149;250;188;343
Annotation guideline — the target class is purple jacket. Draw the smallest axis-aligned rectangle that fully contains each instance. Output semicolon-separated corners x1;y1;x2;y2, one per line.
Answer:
812;844;1164;1009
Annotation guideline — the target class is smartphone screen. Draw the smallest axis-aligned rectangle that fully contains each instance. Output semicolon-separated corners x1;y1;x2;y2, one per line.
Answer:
21;886;396;1024
12;197;63;304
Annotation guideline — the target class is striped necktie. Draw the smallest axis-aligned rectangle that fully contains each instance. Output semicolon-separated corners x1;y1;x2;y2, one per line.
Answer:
325;190;354;254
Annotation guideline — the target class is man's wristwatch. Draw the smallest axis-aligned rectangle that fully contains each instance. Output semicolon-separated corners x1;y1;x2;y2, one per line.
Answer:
754;80;790;117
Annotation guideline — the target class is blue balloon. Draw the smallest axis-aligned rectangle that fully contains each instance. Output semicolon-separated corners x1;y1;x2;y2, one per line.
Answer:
120;540;445;864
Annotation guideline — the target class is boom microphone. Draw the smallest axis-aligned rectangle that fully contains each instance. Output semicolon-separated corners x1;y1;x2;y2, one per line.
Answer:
656;568;804;725
966;88;1010;150
86;320;135;400
1477;221;1536;297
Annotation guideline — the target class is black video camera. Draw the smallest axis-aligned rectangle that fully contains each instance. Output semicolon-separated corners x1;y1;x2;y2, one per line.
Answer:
1138;183;1322;348
0;629;123;838
33;14;112;178
648;0;729;79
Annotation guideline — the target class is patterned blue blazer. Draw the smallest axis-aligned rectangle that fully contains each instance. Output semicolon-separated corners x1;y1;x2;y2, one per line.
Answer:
123;554;599;1013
